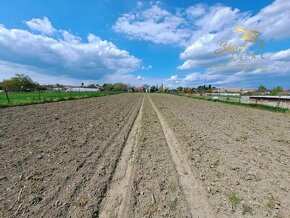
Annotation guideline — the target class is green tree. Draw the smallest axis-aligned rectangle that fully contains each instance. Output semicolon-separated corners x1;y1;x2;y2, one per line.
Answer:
103;83;114;91
150;85;158;92
270;86;283;95
113;83;127;91
1;74;39;92
258;85;267;93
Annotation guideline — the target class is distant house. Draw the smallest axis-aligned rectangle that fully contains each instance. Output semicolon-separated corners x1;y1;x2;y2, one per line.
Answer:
280;89;290;95
213;88;241;93
53;87;63;91
66;87;100;92
134;87;145;92
242;88;256;93
64;85;81;89
162;86;168;91
96;86;104;91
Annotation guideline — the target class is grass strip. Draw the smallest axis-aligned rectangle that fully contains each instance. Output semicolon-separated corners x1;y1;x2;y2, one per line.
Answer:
0;91;123;108
173;94;289;113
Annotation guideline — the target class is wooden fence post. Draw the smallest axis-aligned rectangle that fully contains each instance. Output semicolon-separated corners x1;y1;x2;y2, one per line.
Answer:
4;88;10;103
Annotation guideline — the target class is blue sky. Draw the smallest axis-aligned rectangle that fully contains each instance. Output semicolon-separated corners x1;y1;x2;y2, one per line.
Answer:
0;0;289;88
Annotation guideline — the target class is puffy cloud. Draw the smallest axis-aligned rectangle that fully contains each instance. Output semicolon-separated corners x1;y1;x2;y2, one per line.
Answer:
168;75;178;81
62;31;81;44
25;17;55;35
244;0;290;40
177;0;290;70
185;4;206;18
167;75;181;84
137;75;145;80
113;4;192;46
270;48;290;61
0;18;141;83
194;6;240;32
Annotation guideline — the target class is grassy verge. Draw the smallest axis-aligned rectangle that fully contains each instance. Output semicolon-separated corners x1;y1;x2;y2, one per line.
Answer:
0;91;123;108
173;94;289;113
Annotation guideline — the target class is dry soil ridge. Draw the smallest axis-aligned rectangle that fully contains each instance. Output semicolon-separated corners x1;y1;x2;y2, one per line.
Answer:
99;96;145;217
148;94;216;218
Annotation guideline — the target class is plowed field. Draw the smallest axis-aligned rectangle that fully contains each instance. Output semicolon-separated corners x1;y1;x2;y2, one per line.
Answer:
1;93;289;217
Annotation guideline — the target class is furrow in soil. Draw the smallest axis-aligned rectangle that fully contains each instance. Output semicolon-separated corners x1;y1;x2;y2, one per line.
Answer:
148;94;215;218
99;96;145;218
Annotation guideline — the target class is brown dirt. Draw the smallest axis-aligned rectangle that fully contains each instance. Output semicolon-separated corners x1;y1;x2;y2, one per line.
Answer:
1;93;289;217
0;94;143;217
150;94;290;218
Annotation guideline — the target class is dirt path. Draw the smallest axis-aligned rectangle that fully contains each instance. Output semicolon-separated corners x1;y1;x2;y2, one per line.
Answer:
100;94;214;217
149;95;215;218
125;94;192;217
99;96;145;217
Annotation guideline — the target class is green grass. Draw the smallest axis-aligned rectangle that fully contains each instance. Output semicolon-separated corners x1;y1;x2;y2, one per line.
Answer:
0;91;123;107
169;199;178;211
174;94;289;113
264;195;275;210
226;192;241;210
31;186;45;194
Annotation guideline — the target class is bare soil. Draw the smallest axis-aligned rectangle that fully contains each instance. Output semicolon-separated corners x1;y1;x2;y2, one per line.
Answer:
1;93;289;217
150;94;290;217
0;94;143;217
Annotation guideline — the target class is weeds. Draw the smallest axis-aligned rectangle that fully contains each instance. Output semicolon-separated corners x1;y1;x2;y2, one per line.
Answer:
170;184;177;193
264;195;275;210
242;203;253;215
31;196;42;204
209;160;219;169
226;192;241;211
31;186;44;194
237;135;249;142
169;199;178;211
77;195;89;207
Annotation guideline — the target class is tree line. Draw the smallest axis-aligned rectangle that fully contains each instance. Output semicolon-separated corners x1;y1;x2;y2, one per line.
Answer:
0;74;40;92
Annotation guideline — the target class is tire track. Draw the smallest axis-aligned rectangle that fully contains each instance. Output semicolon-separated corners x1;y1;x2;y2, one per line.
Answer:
148;94;216;218
99;96;144;218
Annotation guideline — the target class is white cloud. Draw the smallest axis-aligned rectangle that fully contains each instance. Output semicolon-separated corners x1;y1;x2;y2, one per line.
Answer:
168;75;178;81
195;6;240;32
270;48;290;61
62;30;81;44
136;75;145;80
177;0;290;70
25;17;56;35
167;75;181;84
113;4;192;46
166;47;290;88
244;0;290;40
186;4;206;18
0;60;84;85
141;65;152;70
0;18;141;84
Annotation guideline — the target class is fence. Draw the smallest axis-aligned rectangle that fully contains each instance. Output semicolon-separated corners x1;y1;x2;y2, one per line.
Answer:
241;96;290;109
